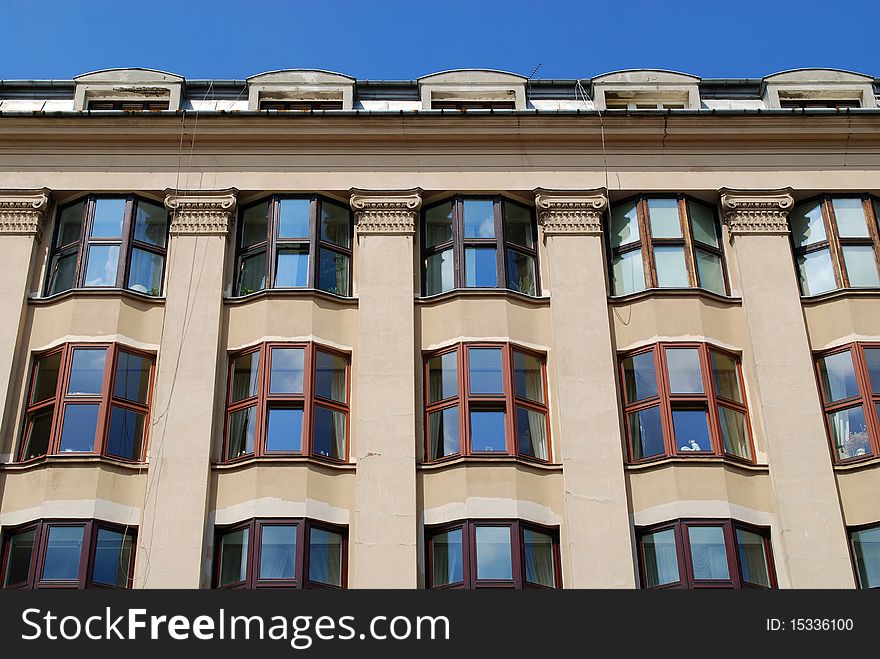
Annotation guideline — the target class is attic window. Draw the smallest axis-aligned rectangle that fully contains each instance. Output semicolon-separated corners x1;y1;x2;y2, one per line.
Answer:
432;100;516;110
604;91;688;110
259;100;344;111
88;100;170;112
778;98;861;109
428;89;519;111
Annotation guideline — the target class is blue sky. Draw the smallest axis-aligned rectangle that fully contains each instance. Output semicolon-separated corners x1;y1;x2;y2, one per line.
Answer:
0;0;876;80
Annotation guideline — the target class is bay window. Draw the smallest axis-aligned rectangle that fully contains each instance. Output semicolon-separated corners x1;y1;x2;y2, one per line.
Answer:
850;523;880;589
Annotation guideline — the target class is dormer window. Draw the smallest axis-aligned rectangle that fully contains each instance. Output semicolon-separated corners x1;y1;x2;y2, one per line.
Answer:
88;101;170;112
73;69;183;112
763;69;877;109
419;70;527;111
592;70;701;111
259;100;344;111
604;91;688;110
247;70;354;112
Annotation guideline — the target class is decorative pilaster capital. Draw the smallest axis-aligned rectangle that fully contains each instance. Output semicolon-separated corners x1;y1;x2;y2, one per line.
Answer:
719;188;794;235
164;188;238;236
349;188;423;235
0;188;50;237
534;188;608;236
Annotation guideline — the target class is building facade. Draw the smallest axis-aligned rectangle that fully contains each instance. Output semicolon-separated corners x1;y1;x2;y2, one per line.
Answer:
0;67;878;589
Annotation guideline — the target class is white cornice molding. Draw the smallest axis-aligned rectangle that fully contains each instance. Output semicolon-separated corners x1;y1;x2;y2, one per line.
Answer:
719;188;794;235
349;188;423;235
534;188;608;236
164;188;238;236
0;188;50;237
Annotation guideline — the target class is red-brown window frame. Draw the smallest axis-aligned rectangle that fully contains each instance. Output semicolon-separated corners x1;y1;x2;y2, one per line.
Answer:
213;518;348;589
88;101;170;111
848;521;880;589
636;519;776;590
423;342;551;463
0;519;136;590
18;342;155;463
259;100;345;111
425;519;561;589
223;342;351;464
619;342;755;464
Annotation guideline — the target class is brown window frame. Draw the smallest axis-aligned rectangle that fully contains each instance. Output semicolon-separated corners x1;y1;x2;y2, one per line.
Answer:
423;342;551;464
87;100;170;112
779;99;861;109
259;100;344;111
223;342;351;464
607;194;728;296
431;100;516;110
619;342;755;464
213;518;348;589
18;342;155;463
849;521;880;589
636;519;776;590
0;519;136;589
425;519;561;589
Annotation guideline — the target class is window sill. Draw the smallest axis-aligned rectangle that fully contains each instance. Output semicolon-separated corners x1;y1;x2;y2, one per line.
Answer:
28;288;165;306
625;455;769;473
212;455;357;472
608;288;742;306
832;455;880;472
417;288;550;307
418;455;562;472
801;288;880;306
224;288;358;306
0;454;147;472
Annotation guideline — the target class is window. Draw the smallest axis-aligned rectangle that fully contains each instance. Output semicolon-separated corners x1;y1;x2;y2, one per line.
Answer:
790;195;880;295
18;343;154;462
214;519;346;589
431;100;516;110
426;520;559;589
620;343;754;463
422;196;539;296
636;519;775;589
779;99;861;109
46;195;169;297
259;100;344;111
814;343;880;463
424;343;550;463
224;342;350;463
88;101;170;111
607;195;727;296
1;519;135;589
850;523;880;589
234;195;352;297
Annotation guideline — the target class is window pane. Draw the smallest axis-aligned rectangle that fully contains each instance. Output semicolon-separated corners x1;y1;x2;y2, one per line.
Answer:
90;198;126;238
842;245;880;287
431;529;463;586
269;348;304;394
654;246;688;288
718;406;751;460
736;529;770;587
320;199;351;248
797;249;836;295
829;406;871;460
226;406;256;459
59;404;99;452
22;409;53;459
647;198;682;238
312;406;346;459
790;202;827;247
241;200;269;247
475;526;512;580
516;406;548;460
513;351;544;403
688;201;719;247
308;528;343;586
218;528;249;586
276;248;309;287
469;348;504;394
260;525;297;580
127;248;164;295
48;253;77;295
84;245;120;287
463;199;495;238
506;250;536;296
710;351;742;403
642;529;680;587
92;529;133;587
230;351;260;402
666;348;703;394
68;348;107;395
503;200;534;248
42;526;84;581
133;200;168;247
469;410;506;452
523;529;555;587
851;526;880;589
864;348;880;394
56;201;84;247
266;407;303;452
114;351;151;404
428;351;458;402
315;351;347;403
609;201;639;247
318;249;350;296
627;407;665;460
696;249;725;295
818;351;859;402
2;528;35;586
31;352;62;404
611;249;646;295
832;198;869;237
275;198;310;239
672;409;712;453
623;351;658;402
465;247;497;287
425;249;454;295
425;202;454;247
238;251;266;295
105;406;146;460
688;526;730;580
428;406;459;460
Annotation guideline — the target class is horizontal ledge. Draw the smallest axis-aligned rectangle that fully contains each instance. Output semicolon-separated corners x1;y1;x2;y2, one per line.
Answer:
418;456;562;472
212;456;357;472
224;288;358;306
608;288;743;306
28;288;165;306
416;288;550;307
0;454;147;472
832;456;880;472
801;288;880;305
625;456;769;473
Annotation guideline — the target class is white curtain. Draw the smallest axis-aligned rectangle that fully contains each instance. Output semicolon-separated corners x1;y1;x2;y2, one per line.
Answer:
309;530;342;586
431;530;463;585
523;530;554;586
718;406;750;460
332;410;346;459
524;408;548;460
